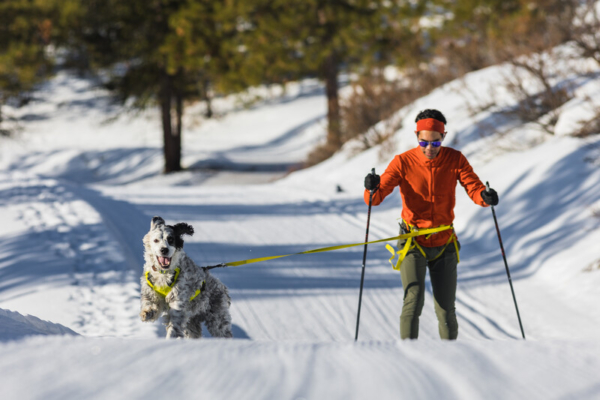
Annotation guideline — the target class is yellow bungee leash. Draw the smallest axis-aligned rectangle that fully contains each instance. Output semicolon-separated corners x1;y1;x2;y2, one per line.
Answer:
206;224;457;271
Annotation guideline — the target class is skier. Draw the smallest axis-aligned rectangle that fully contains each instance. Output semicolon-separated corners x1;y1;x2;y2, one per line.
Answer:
364;109;498;340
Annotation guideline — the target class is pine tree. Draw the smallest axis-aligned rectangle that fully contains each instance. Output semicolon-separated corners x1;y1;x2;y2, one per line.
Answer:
243;0;397;155
70;0;250;173
0;0;55;134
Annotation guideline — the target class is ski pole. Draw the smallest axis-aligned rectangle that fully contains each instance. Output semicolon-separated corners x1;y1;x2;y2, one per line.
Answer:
355;168;376;341
486;182;526;339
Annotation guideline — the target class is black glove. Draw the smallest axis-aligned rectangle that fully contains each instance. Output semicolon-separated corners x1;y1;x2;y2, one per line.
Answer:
481;188;499;206
364;173;380;191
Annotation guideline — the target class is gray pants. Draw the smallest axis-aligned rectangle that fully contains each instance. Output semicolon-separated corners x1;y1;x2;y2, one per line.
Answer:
398;237;459;340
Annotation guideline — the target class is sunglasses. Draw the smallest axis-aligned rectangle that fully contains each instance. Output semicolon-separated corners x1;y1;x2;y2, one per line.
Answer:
418;140;442;148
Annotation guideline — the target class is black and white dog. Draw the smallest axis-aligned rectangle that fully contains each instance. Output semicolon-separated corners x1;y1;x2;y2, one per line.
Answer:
139;216;233;339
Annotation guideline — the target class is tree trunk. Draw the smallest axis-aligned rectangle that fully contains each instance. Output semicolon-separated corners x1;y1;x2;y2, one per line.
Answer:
323;51;341;149
0;104;4;136
174;80;183;164
160;71;182;173
201;78;213;119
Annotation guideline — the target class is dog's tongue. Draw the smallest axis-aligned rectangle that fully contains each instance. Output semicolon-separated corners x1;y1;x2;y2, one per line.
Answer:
158;257;171;267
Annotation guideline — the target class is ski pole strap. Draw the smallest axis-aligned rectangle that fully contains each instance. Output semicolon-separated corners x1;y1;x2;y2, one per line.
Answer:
206;224;456;270
385;221;459;271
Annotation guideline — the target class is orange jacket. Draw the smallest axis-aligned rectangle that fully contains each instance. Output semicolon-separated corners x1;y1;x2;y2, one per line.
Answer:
364;146;488;247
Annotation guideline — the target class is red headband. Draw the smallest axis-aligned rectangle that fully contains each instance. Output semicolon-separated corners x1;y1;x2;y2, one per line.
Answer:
415;118;445;134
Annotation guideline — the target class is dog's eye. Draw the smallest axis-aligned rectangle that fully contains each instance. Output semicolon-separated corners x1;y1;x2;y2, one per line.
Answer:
154;239;159;243
167;237;174;244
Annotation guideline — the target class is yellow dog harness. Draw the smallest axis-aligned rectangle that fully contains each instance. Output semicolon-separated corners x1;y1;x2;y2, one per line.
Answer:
145;267;205;301
385;220;460;271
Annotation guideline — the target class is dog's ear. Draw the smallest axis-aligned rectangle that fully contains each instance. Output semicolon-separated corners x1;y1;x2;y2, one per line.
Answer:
151;216;165;230
173;223;194;237
172;223;194;249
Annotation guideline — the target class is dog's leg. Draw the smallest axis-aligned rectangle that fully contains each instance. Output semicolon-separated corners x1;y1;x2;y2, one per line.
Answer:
205;312;233;338
161;313;171;334
164;298;188;339
140;294;161;322
184;314;204;339
165;309;186;339
205;295;233;338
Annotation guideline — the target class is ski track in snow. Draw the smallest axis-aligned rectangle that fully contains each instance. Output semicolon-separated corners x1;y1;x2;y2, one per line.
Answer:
92;184;522;342
0;169;569;343
3;336;600;400
0;174;155;338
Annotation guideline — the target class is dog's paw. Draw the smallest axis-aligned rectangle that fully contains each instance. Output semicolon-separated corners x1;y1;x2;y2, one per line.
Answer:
166;327;184;339
140;308;158;322
165;292;183;307
165;291;174;303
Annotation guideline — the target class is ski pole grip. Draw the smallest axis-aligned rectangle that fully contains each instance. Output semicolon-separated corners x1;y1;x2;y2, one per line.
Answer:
486;181;490;193
370;168;377;194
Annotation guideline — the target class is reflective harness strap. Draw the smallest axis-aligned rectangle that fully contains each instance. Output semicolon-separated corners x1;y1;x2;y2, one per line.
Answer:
145;267;206;302
189;282;205;301
385;220;460;271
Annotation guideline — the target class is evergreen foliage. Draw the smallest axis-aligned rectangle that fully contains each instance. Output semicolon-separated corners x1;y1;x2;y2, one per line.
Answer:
427;0;576;73
3;0;593;166
68;0;252;173
0;0;56;134
243;0;408;157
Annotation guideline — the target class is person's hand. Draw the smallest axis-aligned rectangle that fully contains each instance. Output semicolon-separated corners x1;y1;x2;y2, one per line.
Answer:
481;188;499;206
364;173;380;191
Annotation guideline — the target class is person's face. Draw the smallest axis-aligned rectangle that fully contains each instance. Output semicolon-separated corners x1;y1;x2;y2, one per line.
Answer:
416;130;445;160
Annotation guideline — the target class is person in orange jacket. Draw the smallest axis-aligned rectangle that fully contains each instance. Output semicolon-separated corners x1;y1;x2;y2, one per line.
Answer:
364;109;498;340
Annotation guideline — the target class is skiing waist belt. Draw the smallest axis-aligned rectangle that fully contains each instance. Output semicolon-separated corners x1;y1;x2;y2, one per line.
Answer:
206;223;457;271
385;220;459;271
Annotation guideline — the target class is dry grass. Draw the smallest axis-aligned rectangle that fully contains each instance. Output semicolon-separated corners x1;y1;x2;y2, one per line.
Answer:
572;96;600;138
331;67;454;163
305;141;340;167
583;259;600;272
307;0;600;166
570;0;600;66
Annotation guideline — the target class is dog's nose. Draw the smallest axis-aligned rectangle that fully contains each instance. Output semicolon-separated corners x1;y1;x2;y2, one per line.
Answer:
160;247;169;255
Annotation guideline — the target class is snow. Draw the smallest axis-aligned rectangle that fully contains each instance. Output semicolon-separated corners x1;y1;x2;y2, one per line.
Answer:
4;337;600;400
1;51;600;398
0;309;78;341
554;78;600;137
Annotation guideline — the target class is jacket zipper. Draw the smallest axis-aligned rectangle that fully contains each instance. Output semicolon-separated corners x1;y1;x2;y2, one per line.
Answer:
429;163;434;225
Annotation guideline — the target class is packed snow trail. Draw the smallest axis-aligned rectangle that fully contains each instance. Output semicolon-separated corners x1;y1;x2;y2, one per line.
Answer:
0;172;157;338
4;168;597;342
3;336;600;400
3;170;519;342
98;184;536;342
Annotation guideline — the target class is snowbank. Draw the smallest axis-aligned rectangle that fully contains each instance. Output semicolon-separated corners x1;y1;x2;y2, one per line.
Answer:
0;308;78;342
